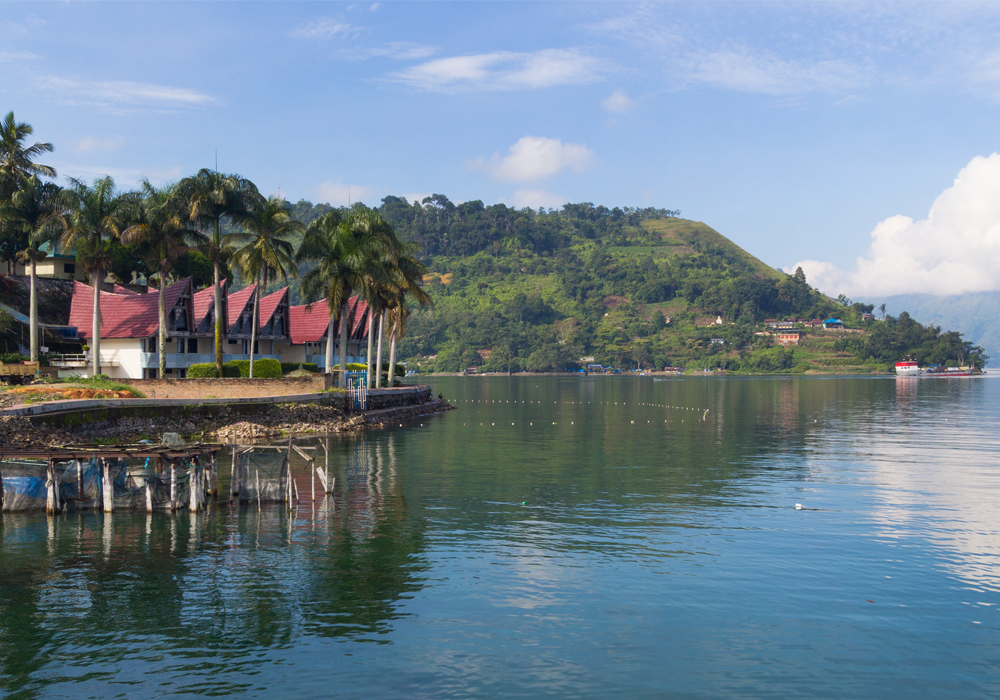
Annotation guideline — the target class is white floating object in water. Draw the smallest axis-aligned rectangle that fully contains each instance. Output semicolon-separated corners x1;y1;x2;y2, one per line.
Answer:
795;503;803;510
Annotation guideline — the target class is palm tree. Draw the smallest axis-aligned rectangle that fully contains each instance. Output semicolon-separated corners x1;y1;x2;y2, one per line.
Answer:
384;251;431;388
61;176;131;376
0;112;56;273
120;181;196;379
176;169;260;378
224;196;301;377
879;303;887;321
0;176;65;361
297;208;399;384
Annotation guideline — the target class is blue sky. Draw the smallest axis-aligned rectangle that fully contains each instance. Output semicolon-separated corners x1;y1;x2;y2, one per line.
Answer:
4;2;1000;298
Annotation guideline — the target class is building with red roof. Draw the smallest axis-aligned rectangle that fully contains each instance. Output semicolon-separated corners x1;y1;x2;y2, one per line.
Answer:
276;295;370;368
59;280;369;378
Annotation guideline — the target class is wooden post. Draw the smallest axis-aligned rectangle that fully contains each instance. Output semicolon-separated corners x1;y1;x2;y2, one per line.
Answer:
190;463;199;513
286;435;293;507
324;427;331;495
255;469;261;512
311;458;315;502
170;461;176;512
102;459;113;513
210;453;218;500
230;432;237;500
77;459;84;504
46;459;57;515
145;482;153;513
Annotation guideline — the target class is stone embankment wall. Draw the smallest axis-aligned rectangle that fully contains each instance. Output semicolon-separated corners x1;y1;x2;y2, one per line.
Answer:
119;375;328;398
366;386;432;410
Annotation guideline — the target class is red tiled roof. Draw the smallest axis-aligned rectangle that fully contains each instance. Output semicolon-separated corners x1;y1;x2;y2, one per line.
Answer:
289;301;333;344
287;295;370;344
192;279;226;328
113;284;141;296
227;284;256;330
258;287;288;328
70;278;191;339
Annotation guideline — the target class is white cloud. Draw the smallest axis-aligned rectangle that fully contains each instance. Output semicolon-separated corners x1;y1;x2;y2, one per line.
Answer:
315;181;373;206
370;3;380;11
601;89;635;114
401;192;432;206
346;42;437;61
788;153;1000;297
683;49;865;95
39;76;215;112
291;18;361;40
386;48;603;92
469;136;594;183
73;135;125;155
0;51;40;62
506;189;565;210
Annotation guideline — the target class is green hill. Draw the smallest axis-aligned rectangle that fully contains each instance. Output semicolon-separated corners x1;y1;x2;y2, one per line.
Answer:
287;196;988;374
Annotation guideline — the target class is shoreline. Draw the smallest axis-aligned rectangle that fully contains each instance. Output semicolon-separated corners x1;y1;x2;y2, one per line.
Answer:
0;393;455;449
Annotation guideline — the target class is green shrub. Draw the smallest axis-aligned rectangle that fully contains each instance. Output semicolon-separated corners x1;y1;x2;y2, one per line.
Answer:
227;358;281;378
187;362;240;378
281;362;319;374
0;352;29;364
346;362;367;371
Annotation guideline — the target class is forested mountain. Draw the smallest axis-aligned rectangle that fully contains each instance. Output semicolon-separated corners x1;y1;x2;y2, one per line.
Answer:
286;196;988;373
873;292;1000;366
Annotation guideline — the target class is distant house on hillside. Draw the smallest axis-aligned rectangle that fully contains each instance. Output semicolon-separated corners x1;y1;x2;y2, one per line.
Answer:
823;318;845;330
776;330;801;345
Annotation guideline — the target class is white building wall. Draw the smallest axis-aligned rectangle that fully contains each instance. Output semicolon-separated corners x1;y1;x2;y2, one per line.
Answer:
98;338;145;379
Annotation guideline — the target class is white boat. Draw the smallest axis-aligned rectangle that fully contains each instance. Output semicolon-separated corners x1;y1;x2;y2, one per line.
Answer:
895;360;981;377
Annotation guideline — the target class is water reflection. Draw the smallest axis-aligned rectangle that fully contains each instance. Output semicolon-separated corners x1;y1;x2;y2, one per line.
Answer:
0;432;428;698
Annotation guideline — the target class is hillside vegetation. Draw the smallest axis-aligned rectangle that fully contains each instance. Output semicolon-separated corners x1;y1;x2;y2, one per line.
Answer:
288;196;988;374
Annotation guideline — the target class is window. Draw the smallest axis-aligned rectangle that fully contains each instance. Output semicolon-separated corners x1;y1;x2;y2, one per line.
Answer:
64;263;75;275
187;338;198;353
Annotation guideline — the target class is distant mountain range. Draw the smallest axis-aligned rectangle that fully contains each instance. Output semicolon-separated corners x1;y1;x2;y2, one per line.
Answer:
874;292;1000;365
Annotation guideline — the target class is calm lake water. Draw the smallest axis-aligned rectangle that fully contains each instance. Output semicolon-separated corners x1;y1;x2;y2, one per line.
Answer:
3;375;1000;698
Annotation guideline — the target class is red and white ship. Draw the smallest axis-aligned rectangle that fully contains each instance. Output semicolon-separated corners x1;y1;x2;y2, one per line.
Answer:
894;360;980;377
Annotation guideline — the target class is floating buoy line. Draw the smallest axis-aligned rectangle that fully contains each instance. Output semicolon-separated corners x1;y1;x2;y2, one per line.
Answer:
439;398;713;424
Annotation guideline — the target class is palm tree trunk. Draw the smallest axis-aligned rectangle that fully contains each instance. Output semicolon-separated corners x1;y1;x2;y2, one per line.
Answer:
387;313;397;388
375;310;384;389
365;309;374;389
213;258;223;377
324;306;335;381
158;270;167;379
29;259;38;363
339;300;349;386
92;270;101;376
249;275;260;379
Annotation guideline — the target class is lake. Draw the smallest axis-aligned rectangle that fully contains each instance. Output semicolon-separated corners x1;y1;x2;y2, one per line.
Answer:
2;375;1000;698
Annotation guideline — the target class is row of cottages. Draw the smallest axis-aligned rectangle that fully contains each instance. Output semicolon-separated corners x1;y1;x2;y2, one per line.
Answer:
64;278;370;378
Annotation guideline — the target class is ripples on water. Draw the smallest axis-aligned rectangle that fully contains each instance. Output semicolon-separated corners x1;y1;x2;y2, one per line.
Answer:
2;375;1000;698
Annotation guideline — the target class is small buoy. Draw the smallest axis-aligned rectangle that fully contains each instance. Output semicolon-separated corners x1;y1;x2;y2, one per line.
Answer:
795;503;803;510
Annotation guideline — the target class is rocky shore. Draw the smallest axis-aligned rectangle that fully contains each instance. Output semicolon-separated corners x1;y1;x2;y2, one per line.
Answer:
0;399;455;448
